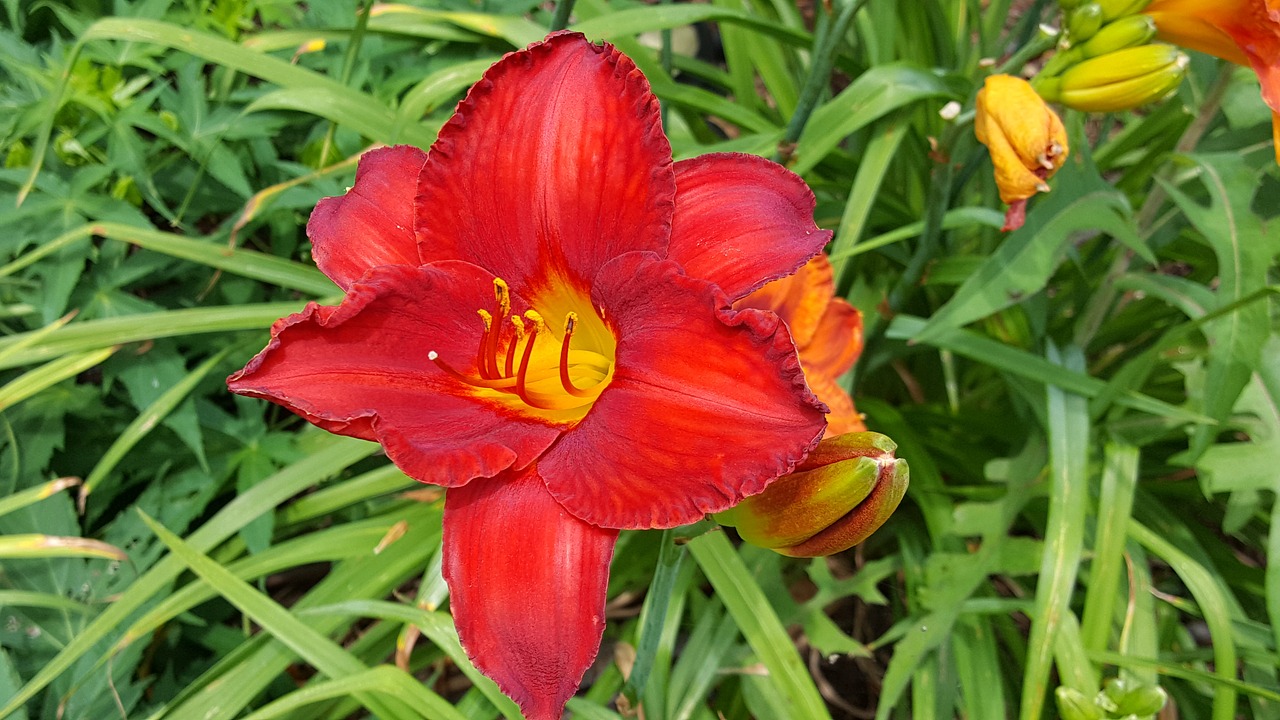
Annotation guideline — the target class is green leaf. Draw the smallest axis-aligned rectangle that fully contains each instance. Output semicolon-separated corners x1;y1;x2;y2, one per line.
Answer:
913;158;1143;344
137;510;466;720
0;437;379;718
0;302;310;371
1161;153;1273;460
687;531;832;720
1020;345;1091;720
792;64;958;175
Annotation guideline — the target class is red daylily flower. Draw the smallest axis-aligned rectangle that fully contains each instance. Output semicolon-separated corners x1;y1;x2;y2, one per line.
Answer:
1145;0;1280;162
736;254;867;434
228;32;830;719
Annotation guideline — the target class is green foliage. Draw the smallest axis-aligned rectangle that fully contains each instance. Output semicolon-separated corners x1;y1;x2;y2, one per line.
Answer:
0;0;1276;718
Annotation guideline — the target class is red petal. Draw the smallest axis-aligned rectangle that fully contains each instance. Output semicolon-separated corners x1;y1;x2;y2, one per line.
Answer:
308;145;428;290
415;32;674;300
668;153;832;302
443;465;617;720
539;252;828;530
226;262;561;485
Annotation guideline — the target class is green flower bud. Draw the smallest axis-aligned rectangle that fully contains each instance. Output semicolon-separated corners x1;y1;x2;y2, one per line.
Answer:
1096;0;1152;21
1077;14;1158;56
1041;44;1188;112
1067;4;1105;42
715;432;908;557
1055;687;1104;720
1101;677;1168;717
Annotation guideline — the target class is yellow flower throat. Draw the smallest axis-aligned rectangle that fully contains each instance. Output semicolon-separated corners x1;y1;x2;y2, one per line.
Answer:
430;278;615;419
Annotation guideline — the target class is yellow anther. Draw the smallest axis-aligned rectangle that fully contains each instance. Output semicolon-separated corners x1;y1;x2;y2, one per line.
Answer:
477;309;493;330
523;309;546;332
493;278;511;319
563;311;578;336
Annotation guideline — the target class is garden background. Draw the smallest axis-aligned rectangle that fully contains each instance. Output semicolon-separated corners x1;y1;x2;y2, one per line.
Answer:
1;0;1277;718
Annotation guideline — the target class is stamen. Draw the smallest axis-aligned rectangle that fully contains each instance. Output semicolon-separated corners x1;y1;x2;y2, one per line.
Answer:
484;280;511;378
506;316;526;379
493;278;511;318
429;350;516;389
559;312;593;398
514;310;545;408
476;310;494;379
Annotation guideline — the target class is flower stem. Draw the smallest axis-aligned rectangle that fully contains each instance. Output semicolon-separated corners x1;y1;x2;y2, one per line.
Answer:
550;0;576;32
997;24;1059;77
776;0;870;164
318;2;373;168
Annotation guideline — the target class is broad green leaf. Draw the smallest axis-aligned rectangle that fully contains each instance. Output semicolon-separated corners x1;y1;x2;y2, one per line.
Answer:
913;159;1142;344
1161;154;1273;461
81;346;237;502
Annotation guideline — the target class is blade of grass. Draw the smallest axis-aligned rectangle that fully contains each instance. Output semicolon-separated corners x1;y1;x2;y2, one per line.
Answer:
1128;520;1238;720
687;530;832;720
0;347;117;412
1089;649;1280;703
0;436;378;718
0;302;311;370
624;528;688;705
137;510;464;720
829;120;908;282
1080;443;1140;653
298;600;522;719
1020;344;1090;720
886;316;1211;423
0;535;126;561
0;477;79;519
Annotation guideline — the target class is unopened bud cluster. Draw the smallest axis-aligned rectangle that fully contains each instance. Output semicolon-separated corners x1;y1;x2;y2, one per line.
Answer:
1036;0;1188;112
1056;677;1168;720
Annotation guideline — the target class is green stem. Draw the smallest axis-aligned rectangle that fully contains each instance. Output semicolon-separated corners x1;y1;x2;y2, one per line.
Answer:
854;120;963;387
776;0;870;163
996;25;1059;77
318;2;373;168
550;0;577;32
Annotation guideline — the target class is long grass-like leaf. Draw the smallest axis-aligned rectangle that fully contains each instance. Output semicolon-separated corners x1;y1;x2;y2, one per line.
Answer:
137;510;465;720
1020;345;1090;720
687;531;832;720
0;437;378;718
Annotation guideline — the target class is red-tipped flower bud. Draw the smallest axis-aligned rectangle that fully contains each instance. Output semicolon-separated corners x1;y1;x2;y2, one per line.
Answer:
716;432;909;557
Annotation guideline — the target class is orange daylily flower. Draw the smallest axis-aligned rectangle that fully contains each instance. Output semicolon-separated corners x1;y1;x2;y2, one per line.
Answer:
974;74;1069;231
1144;0;1280;162
736;254;866;434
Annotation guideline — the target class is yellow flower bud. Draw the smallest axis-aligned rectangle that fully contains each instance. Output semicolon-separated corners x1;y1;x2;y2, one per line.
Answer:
715;432;908;558
974;75;1069;231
